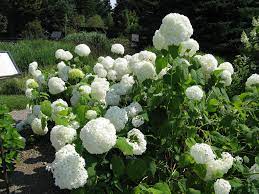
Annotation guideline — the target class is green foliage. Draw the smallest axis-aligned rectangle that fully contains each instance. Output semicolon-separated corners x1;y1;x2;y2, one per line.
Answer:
0;78;25;95
0;105;25;171
86;14;105;29
0;14;8;33
64;32;111;56
0;95;28;110
22;20;45;39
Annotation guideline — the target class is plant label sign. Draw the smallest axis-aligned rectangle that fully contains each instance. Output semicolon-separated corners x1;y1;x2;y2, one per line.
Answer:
0;51;20;79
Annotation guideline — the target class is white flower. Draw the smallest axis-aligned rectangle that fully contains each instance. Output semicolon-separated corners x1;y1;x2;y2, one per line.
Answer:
32;70;45;85
190;143;216;164
50;125;77;150
124;55;132;62
185;85;204;101
70;89;80;106
113;58;130;79
29;62;38;74
124;102;143;118
48;77;66;95
57;61;70;82
159;13;193;46
249;163;259;181
80;117;116;154
85;110;97;120
31;118;48;136
132;116;144;127
111;44;125;55
107;70;117;81
120;74;135;94
214;179;231;194
246;74;259;88
55;49;73;61
75;44;91;57
179;39;199;57
139;51;156;65
91;77;110;103
153;30;168;50
51;99;68;120
234;156;243;163
199;54;218;74
93;63;107;78
105;91;121;106
205;152;234;180
100;56;114;70
220;70;232;86
218;62;234;75
105;106;128;132
79;85;91;95
25;88;33;99
128;53;141;72
126;128;146;155
134;61;156;83
98;56;105;63
47;144;88;190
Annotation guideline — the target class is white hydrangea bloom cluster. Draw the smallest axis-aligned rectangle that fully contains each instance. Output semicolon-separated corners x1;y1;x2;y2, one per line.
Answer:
51;99;68;120
68;68;85;80
85;110;97;120
28;61;45;86
217;62;234;86
91;77;110;103
104;106;128;132
179;39;199;57
214;179;231;194
153;13;193;49
31;118;48;135
57;61;70;82
111;44;125;55
246;73;259;88
26;78;39;89
70;84;92;106
205;152;234;180
25;88;33;99
190;143;216;164
50;125;77;150
80;117;117;154
190;143;234;180
47;144;88;190
48;77;67;95
55;49;73;61
132;116;144;127
126;128;147;155
248;163;259;181
74;44;91;57
199;54;218;75
124;102;143;118
185;85;204;101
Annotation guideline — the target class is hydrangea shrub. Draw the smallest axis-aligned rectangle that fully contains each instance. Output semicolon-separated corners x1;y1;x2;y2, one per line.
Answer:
22;13;259;193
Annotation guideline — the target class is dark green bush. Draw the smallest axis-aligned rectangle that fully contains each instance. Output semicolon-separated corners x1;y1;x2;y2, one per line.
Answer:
64;32;111;56
0;78;25;95
86;14;105;29
22;20;45;39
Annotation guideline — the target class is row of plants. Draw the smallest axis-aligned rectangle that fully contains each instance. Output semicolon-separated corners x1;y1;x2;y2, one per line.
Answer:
19;13;259;193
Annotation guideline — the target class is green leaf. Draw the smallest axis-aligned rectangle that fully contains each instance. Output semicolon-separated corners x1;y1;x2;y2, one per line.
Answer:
208;98;219;112
111;155;125;177
156;56;168;74
169;45;179;59
153;182;171;194
188;188;201;194
115;137;133;156
229;178;242;188
40;100;52;117
185;138;196;148
127;159;147;181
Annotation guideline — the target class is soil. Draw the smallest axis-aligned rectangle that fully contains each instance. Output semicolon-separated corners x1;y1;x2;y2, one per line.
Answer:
0;110;70;194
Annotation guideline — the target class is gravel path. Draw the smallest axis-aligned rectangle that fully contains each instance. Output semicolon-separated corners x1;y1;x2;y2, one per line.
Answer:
0;110;70;194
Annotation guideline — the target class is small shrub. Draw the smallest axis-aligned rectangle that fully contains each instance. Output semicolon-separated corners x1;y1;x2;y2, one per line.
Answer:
86;14;105;29
0;78;25;95
22;20;45;39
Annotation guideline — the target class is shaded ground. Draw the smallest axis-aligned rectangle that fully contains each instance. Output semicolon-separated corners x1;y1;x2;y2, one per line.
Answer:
0;110;70;194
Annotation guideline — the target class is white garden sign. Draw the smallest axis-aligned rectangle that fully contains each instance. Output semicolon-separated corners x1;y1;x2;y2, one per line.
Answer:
0;52;20;78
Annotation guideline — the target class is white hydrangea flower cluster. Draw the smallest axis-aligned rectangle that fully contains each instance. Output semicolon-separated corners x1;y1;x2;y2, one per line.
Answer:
185;85;204;101
111;44;125;55
199;54;218;75
55;49;73;61
124;102;143;118
74;44;91;57
31;118;48;136
85;110;97;120
214;179;231;194
190;143;234;180
51;99;69;120
91;77;110;103
246;73;259;88
47;144;88;190
57;61;70;82
26;78;39;89
70;84;92;106
132;115;144;127
105;106;128;132
50;125;77;150
48;77;67;95
179;39;199;57
217;62;234;86
126;128;147;155
153;13;193;49
80;117;117;154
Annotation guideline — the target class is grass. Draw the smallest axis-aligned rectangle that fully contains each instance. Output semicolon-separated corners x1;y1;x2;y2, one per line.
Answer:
0;95;28;110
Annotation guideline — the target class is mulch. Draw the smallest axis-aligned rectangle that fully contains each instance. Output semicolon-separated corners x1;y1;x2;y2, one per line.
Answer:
0;110;70;194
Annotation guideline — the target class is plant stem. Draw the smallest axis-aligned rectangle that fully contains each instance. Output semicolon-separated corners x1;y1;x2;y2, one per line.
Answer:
0;138;10;194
